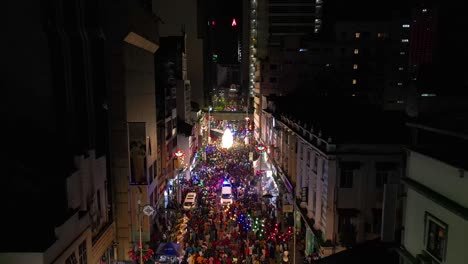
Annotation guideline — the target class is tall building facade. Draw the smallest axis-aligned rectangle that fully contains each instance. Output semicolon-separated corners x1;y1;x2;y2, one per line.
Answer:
155;37;185;206
405;1;468;117
248;0;326;140
153;0;205;107
1;0;116;263
105;0;160;262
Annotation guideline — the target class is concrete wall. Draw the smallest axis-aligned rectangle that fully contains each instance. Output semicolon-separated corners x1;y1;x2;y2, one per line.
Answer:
336;154;403;242
0;253;44;264
408;151;468;207
124;42;158;175
404;189;468;264
403;151;468;264
40;216;91;264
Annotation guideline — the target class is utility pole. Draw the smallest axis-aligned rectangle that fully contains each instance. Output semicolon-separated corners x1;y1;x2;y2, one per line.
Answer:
137;199;143;264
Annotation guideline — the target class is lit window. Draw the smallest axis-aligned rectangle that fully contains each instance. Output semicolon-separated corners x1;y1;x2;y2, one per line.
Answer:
400;51;406;55
352;79;357;85
424;212;447;262
397;82;403;86
401;39;409;43
377;33;386;38
354;49;359;54
355;32;360;38
402;24;410;28
398;67;404;71
353;64;358;70
422;8;427;13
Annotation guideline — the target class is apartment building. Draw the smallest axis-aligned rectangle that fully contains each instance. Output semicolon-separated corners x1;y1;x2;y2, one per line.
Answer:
261;96;406;257
250;0;413;141
1;0;118;263
398;118;468;264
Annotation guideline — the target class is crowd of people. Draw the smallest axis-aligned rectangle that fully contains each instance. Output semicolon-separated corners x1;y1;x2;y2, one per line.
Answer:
162;137;293;264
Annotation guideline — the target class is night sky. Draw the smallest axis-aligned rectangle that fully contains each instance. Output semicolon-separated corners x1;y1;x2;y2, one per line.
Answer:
208;0;242;64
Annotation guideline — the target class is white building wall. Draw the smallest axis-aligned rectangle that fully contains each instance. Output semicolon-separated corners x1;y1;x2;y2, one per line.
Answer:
403;151;468;264
408;152;468;207
315;154;323;230
325;159;337;242
404;189;468;264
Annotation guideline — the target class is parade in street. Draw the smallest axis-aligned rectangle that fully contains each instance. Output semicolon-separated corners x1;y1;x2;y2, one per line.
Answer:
154;128;295;264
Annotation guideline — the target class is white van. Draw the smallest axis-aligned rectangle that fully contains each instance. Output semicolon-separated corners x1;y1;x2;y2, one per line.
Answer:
221;181;233;205
183;192;197;210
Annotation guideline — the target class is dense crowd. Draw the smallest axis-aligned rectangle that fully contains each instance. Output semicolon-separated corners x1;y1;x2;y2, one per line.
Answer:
165;138;292;264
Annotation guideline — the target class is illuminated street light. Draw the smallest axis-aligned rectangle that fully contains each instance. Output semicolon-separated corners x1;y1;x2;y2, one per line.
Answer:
222;128;233;149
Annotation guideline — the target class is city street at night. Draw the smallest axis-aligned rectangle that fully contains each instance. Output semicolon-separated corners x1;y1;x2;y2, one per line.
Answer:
156;131;297;264
3;1;467;264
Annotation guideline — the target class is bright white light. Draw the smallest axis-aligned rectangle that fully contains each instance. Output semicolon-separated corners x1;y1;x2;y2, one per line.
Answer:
222;128;233;149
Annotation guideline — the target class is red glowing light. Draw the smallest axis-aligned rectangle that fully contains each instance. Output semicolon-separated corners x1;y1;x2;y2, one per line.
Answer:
232;18;237;27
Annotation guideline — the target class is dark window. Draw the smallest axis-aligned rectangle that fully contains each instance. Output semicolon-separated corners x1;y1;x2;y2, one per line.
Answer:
313;155;318;173
372;208;382;234
79;240;87;264
66;253;78;264
375;163;396;188
312;191;316;211
306;151;311;166
338;214;352;233
270;64;278;70
148;137;152;156
376;170;389;188
322;159;327;178
96;190;101;213
269;77;277;83
340;168;354;188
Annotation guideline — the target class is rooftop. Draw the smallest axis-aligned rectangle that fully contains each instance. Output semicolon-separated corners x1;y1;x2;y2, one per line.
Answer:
316;239;398;264
407;112;468;171
273;95;408;145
